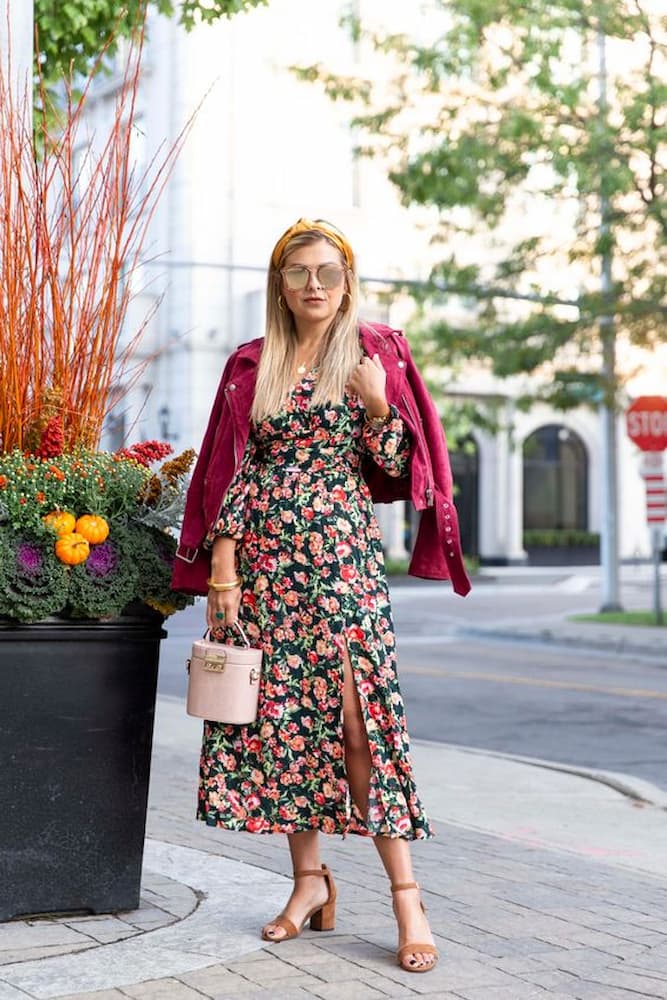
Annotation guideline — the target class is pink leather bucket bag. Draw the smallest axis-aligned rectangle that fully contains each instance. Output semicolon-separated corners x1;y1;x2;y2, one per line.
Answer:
186;620;262;725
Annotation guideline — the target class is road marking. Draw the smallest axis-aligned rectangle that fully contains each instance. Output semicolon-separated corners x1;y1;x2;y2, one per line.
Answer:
396;634;459;645
553;575;596;594
401;665;667;700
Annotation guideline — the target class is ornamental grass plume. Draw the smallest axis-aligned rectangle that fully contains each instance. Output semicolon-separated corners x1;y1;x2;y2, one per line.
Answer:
159;448;196;485
0;12;203;623
0;12;199;454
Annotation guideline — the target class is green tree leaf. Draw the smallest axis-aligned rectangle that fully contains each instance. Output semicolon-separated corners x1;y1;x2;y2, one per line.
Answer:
35;0;268;87
297;0;666;421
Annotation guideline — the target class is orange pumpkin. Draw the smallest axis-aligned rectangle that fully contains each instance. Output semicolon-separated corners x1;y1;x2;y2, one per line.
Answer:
43;510;76;537
75;514;110;545
55;532;90;565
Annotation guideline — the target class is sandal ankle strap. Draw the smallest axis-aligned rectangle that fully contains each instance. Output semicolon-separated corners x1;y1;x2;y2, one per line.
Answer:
294;865;328;879
391;881;419;893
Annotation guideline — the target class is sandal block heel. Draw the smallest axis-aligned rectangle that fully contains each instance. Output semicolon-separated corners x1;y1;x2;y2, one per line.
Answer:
262;864;336;941
309;863;336;931
309;896;335;931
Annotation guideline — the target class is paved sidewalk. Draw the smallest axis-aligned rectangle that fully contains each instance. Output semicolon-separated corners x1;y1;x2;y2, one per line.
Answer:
382;564;666;660
447;565;667;660
2;567;665;999
2;695;667;1000
463;615;666;660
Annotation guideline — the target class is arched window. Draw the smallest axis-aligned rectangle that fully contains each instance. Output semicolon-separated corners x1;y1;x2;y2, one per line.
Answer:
523;425;587;530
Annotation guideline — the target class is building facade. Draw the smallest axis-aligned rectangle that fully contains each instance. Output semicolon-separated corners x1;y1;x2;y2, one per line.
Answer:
86;0;663;565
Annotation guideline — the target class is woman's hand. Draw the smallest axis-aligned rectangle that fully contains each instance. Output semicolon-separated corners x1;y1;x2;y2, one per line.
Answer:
206;586;242;632
207;537;241;631
347;353;389;417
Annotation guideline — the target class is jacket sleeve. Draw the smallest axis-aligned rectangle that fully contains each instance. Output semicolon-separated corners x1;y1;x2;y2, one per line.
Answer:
175;353;237;556
204;438;257;544
403;348;471;596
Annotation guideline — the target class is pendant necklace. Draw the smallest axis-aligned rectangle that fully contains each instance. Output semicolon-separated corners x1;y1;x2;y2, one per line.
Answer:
296;350;319;375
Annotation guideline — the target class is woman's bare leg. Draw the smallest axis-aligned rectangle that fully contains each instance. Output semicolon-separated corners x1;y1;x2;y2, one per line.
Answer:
342;646;372;820
261;830;330;940
374;835;436;970
342;648;435;970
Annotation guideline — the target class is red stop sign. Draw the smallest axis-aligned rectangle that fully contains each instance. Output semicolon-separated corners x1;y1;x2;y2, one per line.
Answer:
626;396;667;451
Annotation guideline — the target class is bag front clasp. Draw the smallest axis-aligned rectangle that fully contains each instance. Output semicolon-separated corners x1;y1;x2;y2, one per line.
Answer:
203;650;228;673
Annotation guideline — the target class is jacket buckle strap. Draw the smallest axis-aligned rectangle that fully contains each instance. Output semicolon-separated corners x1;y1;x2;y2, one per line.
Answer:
176;543;200;564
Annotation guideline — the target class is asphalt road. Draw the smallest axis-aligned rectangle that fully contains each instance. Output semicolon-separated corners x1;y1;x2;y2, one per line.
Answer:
159;573;667;791
396;635;667;788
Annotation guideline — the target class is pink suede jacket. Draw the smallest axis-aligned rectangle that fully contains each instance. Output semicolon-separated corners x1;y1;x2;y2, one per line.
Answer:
172;323;471;597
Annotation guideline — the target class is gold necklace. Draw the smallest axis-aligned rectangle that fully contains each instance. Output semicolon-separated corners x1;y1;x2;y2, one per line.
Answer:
296;352;319;375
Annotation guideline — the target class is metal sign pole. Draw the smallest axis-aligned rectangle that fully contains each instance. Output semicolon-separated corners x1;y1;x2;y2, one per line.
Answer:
640;451;665;628
652;527;663;627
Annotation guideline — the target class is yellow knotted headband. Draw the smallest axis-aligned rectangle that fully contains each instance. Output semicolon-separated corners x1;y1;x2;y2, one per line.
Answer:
270;218;354;269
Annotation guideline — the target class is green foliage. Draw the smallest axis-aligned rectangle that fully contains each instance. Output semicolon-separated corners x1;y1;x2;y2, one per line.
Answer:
523;529;600;548
35;0;268;87
0;446;194;621
571;611;666;627
0;451;149;533
300;0;666;406
132;523;188;611
67;529;140;619
0;534;70;623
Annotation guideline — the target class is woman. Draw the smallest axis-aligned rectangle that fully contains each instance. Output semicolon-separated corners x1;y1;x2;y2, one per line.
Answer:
173;218;470;973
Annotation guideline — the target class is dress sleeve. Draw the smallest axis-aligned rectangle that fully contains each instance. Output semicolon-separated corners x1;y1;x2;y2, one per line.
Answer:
361;404;410;478
203;438;257;545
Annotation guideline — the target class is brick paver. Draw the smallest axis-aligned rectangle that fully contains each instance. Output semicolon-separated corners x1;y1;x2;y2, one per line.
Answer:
3;718;667;999
119;735;667;1000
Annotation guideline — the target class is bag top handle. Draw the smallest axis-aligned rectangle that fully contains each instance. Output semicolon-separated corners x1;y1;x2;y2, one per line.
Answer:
204;618;251;648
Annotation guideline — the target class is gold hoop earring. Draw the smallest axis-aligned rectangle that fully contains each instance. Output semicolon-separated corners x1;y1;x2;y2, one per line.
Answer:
340;290;351;312
278;295;285;311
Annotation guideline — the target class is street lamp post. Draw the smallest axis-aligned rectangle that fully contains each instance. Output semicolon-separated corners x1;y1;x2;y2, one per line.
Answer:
596;26;622;613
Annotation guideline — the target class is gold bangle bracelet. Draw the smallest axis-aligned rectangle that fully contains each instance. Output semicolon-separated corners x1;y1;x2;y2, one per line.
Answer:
207;576;242;592
365;408;391;430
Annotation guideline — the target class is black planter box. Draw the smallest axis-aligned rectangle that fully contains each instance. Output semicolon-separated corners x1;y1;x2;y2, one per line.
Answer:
0;616;165;921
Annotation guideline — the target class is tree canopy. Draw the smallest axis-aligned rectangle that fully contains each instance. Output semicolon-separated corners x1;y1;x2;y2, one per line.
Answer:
296;0;666;418
35;0;268;86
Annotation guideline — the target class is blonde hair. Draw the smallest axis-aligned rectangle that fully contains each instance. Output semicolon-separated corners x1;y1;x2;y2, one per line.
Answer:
251;229;362;423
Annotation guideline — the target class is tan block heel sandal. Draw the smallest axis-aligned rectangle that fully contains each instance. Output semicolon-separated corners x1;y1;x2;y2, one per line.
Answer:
261;864;336;941
391;881;439;973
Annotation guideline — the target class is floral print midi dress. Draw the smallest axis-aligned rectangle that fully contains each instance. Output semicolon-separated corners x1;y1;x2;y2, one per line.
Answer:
198;372;433;840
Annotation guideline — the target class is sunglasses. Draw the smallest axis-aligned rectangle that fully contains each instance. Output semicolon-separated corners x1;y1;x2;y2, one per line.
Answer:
280;263;347;291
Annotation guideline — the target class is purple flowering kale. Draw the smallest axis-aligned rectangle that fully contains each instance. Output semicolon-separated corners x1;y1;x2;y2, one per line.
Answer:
85;541;119;578
16;542;43;576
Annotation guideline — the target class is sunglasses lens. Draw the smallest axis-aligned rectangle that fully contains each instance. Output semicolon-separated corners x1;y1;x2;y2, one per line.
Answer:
282;266;309;290
318;264;344;288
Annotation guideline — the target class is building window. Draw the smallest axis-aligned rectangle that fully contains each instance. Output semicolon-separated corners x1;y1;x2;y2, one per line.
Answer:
523;424;587;530
103;411;126;451
449;436;479;557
